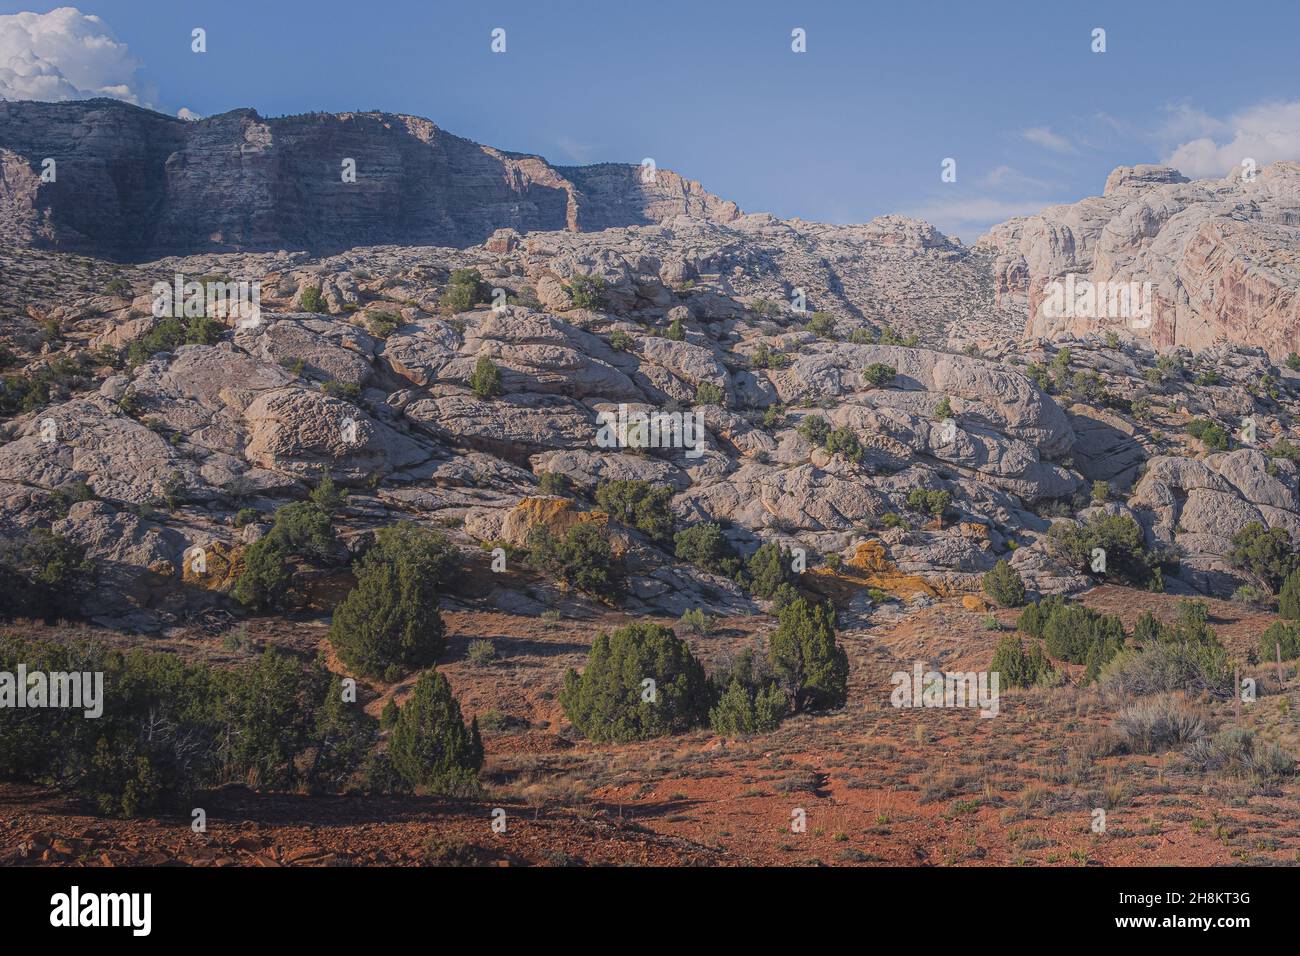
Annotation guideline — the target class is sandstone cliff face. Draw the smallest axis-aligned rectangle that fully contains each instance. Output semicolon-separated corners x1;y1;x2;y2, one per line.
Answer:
980;162;1300;358
0;99;740;260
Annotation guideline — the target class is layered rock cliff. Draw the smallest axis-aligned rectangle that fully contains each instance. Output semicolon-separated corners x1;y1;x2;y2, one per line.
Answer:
0;99;740;260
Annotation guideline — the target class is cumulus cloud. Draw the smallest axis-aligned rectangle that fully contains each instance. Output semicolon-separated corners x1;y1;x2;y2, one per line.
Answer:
0;7;151;105
1164;100;1300;177
177;106;202;121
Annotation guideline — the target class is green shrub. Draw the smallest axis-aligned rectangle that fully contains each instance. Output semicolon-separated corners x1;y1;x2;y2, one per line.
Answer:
567;274;606;310
527;523;617;597
746;541;796;598
233;508;260;529
126;315;224;368
309;674;379;793
1230;522;1295;592
824;426;864;462
805;312;836;338
1049;513;1159;586
710;678;787;735
1091;480;1110;503
299;285;323;313
1186;418;1230;451
0;637;371;815
674;522;742;577
768;598;849;712
0;529;95;621
932;396;953;420
1279;567;1300;619
560;622;712;741
594;479;673;543
365;310;401;338
319;379;360;399
990;635;1052;688
1259;620;1300;662
666;316;686;341
537;471;573;496
388;670;483;793
907;488;951;519
328;523;458;680
1041;602;1125;665
863;363;896;388
440;269;489;313
751;343;790;369
469;355;503;399
695;381;725;406
796;415;831;446
607;329;634;352
982;560;1026;608
232;536;295;611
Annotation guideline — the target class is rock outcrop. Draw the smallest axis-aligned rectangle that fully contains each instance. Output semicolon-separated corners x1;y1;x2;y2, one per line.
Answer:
981;162;1300;358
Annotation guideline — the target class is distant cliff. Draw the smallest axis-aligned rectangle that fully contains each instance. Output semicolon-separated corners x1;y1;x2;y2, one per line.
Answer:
0;99;740;261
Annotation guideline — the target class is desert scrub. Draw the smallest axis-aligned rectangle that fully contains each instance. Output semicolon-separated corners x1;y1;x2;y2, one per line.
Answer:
560;622;711;742
469;355;503;399
328;523;458;680
387;669;483;794
567;274;606;310
1113;695;1206;754
298;285;323;313
862;362;896;387
440;268;490;313
526;523;618;597
467;639;498;667
982;560;1026;608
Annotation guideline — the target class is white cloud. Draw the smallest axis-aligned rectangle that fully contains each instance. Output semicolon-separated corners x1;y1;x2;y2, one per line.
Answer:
980;165;1055;192
554;135;596;164
904;196;1068;241
0;7;151;105
1164;100;1300;177
177;106;202;121
1022;126;1075;154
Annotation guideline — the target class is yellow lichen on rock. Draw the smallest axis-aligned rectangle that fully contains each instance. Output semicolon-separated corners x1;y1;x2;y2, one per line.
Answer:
805;539;941;602
180;540;242;591
498;496;611;548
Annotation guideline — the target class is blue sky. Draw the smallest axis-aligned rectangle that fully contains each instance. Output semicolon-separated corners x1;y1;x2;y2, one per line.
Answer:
4;0;1300;239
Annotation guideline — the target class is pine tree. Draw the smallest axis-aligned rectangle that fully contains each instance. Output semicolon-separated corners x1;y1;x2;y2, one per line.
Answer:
388;670;483;793
768;598;849;711
329;523;457;679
